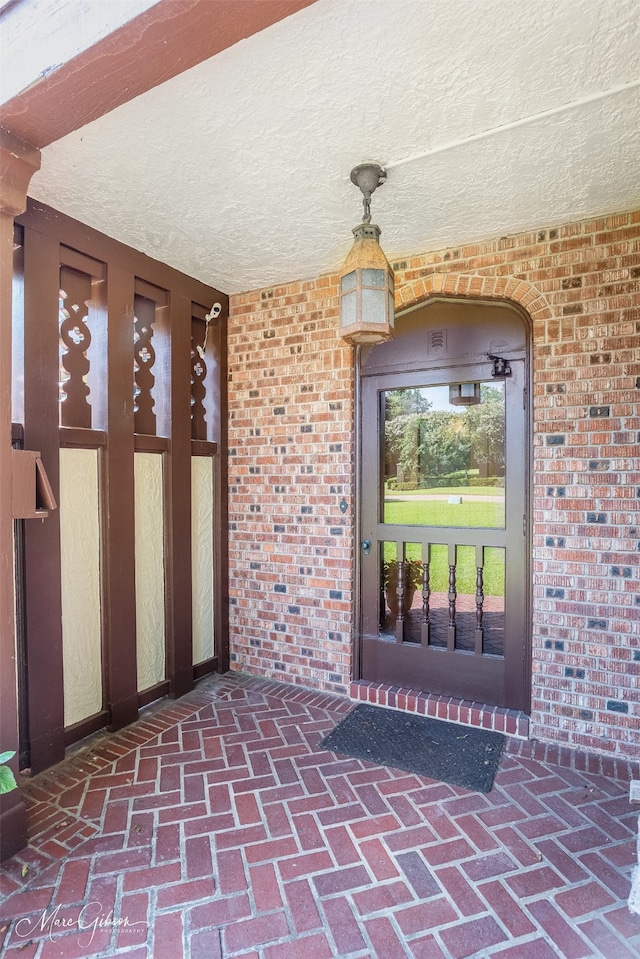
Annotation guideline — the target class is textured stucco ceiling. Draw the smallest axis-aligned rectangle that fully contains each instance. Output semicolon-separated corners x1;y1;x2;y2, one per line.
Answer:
29;0;640;294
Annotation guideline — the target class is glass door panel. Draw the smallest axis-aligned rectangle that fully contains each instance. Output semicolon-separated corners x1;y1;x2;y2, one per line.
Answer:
382;381;505;528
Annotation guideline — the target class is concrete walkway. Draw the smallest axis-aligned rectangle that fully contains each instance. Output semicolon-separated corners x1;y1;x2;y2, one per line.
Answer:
0;673;638;958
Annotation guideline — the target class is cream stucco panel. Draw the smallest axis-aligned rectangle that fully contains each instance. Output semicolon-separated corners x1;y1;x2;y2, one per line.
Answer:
59;447;102;728
191;456;214;665
134;451;166;692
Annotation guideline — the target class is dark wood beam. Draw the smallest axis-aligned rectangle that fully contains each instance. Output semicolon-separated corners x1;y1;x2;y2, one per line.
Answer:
1;0;318;148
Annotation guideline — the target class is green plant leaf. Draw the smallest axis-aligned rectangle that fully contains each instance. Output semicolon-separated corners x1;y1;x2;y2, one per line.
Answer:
0;765;17;794
0;750;16;764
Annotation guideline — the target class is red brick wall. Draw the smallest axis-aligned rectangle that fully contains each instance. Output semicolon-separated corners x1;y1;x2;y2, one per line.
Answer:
227;280;355;693
228;209;640;759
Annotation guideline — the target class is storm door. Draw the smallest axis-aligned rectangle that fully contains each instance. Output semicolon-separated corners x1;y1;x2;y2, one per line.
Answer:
358;301;529;711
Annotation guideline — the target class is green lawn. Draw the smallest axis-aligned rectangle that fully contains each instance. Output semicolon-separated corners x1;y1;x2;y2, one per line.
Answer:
382;489;505;595
384;496;504;529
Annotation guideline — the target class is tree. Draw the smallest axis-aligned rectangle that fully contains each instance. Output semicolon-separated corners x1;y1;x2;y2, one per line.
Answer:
463;384;505;477
417;410;470;479
384;383;505;489
384;390;431;483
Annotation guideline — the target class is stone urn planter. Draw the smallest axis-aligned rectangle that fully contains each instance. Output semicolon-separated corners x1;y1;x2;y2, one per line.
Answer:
383;559;423;617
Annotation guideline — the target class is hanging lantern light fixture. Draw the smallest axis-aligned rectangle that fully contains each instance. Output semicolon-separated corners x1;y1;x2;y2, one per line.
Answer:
339;162;395;345
449;382;482;407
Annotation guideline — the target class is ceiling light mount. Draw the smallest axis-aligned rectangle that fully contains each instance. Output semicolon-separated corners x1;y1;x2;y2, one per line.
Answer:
350;162;387;223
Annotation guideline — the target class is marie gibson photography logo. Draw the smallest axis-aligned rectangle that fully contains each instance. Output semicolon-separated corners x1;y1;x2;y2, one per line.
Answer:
13;900;148;946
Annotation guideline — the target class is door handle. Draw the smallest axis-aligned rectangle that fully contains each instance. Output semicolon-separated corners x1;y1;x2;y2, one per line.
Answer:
361;540;371;555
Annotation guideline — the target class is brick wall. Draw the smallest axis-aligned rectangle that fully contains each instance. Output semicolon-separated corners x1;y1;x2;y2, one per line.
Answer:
228;209;640;759
227;280;355;694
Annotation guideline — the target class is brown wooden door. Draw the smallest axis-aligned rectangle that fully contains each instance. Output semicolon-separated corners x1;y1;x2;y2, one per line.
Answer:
358;301;529;711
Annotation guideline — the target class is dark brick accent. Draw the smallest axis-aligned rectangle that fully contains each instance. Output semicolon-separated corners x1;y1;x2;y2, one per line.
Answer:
544;640;565;651
606;700;629;714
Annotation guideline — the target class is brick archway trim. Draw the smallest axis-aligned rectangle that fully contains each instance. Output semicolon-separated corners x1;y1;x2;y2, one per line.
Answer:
396;272;553;326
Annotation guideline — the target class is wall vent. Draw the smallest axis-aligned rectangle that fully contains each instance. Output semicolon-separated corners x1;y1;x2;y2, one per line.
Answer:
428;329;447;355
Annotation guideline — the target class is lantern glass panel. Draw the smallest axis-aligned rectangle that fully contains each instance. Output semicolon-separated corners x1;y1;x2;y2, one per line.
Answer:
361;268;386;287
341;290;357;327
341;270;356;294
362;287;387;324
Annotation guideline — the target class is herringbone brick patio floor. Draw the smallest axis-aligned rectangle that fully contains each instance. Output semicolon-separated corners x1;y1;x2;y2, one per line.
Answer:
0;673;638;958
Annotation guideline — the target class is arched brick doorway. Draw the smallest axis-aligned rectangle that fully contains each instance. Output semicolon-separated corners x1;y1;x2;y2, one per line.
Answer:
357;292;536;711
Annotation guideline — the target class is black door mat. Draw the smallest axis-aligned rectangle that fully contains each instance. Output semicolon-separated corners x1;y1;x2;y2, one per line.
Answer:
320;703;505;793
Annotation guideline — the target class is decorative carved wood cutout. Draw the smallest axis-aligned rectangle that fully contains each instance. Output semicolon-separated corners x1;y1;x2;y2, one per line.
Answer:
59;267;92;428
134;294;157;435
191;316;208;440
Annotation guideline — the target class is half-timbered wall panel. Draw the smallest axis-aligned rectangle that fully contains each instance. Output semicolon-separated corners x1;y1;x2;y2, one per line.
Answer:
13;200;228;772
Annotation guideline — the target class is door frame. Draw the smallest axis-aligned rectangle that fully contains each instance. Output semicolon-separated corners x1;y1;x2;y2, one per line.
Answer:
354;294;532;714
